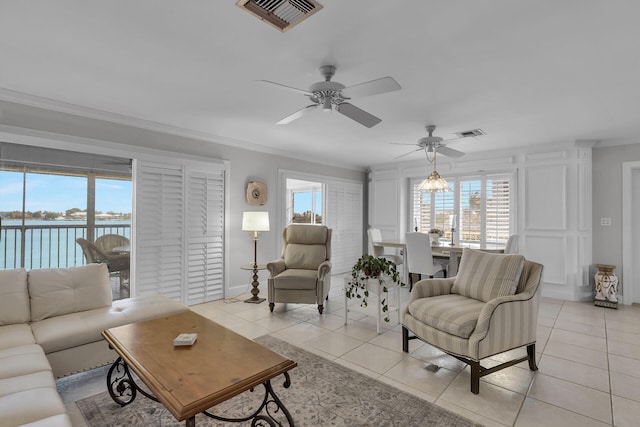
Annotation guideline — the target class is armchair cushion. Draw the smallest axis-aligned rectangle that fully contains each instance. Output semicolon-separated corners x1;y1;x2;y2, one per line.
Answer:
283;244;327;270
452;249;525;303
407;294;485;339
271;269;318;290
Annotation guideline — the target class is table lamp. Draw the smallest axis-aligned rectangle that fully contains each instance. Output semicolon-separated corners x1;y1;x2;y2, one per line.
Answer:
242;211;270;303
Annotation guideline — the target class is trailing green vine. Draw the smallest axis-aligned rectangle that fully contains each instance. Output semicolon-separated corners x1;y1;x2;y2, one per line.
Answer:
345;254;405;322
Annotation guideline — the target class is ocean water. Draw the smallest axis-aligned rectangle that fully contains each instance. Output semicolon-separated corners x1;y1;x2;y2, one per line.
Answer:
0;219;131;269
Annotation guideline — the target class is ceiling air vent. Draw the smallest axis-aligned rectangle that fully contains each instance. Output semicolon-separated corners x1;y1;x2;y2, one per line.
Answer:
236;0;323;32
454;128;486;138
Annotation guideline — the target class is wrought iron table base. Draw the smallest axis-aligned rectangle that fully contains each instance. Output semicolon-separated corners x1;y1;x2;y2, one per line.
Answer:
107;357;295;426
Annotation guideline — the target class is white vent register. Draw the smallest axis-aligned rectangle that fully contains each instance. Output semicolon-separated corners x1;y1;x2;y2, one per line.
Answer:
236;0;323;32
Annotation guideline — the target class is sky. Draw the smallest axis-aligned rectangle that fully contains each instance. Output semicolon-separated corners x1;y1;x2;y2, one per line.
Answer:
0;171;132;213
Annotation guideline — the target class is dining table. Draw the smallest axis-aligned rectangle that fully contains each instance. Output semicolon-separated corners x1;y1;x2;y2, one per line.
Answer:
373;240;504;278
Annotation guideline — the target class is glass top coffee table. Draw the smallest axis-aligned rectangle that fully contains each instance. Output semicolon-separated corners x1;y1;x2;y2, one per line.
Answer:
102;310;297;426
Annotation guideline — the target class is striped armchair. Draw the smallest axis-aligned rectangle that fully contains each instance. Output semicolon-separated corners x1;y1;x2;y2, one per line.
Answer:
402;248;544;394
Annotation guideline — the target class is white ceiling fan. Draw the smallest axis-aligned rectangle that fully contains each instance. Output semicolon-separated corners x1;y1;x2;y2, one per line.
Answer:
259;65;401;128
392;125;481;161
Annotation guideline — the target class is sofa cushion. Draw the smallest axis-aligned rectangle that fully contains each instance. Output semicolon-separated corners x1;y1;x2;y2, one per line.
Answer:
0;344;51;379
28;263;112;322
0;387;67;427
31;294;187;354
0;371;56;397
19;414;72;427
407;294;485;339
452;249;525;303
0;324;36;350
0;268;30;325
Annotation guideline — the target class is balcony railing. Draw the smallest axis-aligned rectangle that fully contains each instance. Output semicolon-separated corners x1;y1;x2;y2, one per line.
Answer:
1;223;131;269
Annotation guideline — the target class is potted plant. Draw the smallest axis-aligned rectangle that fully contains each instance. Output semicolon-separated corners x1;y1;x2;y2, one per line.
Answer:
428;228;444;245
345;254;405;322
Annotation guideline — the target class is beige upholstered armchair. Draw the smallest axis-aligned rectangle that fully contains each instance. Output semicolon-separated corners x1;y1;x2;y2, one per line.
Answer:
402;248;543;394
267;224;332;314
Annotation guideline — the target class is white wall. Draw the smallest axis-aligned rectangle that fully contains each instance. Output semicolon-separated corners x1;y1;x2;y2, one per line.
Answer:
369;142;594;302
593;143;640;302
0;100;367;298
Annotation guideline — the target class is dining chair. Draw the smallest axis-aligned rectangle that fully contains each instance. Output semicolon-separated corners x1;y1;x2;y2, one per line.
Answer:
505;234;520;254
368;228;403;266
404;232;447;291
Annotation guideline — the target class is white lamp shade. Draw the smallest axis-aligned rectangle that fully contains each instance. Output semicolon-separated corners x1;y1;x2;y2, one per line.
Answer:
242;211;270;232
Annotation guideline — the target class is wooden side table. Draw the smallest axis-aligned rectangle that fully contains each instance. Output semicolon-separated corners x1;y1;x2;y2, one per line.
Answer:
241;263;267;303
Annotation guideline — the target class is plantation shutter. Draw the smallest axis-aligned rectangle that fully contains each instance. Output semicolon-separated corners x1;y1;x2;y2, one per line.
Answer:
411;180;431;232
135;161;184;300
134;159;226;304
185;169;225;305
485;174;511;246
433;184;455;239
459;177;482;245
325;179;363;274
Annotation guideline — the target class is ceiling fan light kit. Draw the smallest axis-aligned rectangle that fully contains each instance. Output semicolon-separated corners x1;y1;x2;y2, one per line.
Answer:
260;65;401;127
418;170;452;193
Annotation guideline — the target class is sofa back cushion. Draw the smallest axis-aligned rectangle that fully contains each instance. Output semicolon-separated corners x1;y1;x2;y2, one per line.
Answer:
28;263;112;322
0;269;30;325
452;249;525;303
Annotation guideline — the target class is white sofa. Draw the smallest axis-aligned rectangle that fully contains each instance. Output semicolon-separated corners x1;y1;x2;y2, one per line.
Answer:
0;263;188;427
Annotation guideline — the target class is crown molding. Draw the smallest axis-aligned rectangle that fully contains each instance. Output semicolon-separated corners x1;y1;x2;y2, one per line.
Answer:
0;87;364;171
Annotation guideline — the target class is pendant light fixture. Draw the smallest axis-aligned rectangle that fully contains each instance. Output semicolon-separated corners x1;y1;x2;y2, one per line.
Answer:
418;144;451;192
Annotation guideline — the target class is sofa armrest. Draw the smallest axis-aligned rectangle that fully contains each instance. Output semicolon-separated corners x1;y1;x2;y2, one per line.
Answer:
266;259;286;277
317;260;332;280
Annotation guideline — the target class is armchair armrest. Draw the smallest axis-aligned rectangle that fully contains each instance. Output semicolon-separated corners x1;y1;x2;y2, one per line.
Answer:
468;289;539;359
402;277;455;317
266;259;286;277
317;260;332;280
412;277;455;299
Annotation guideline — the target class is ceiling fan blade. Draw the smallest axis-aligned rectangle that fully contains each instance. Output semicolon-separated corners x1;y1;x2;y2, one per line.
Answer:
275;104;318;125
389;142;420;146
341;77;401;99
393;147;423;159
335;103;382;128
437;146;466;158
258;80;312;96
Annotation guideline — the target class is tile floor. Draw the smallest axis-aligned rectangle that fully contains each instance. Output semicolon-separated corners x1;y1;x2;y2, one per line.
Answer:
62;274;640;426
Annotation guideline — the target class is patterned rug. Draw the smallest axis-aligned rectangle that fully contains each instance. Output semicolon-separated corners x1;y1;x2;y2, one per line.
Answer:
75;335;481;426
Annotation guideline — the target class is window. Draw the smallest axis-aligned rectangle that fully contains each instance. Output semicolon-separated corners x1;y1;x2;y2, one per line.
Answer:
411;173;514;248
287;179;323;224
1;142;132;270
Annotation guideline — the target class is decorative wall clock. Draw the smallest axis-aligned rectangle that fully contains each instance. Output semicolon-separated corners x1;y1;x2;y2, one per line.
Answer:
246;181;267;206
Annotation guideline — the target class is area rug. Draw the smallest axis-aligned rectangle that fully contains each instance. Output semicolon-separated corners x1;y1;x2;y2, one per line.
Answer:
75;335;481;426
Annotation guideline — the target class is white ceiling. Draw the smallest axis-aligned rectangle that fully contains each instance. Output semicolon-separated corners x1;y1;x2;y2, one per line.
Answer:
1;1;639;169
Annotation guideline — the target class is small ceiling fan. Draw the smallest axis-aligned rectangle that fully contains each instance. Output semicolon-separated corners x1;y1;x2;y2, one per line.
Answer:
392;125;473;161
259;65;401;128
